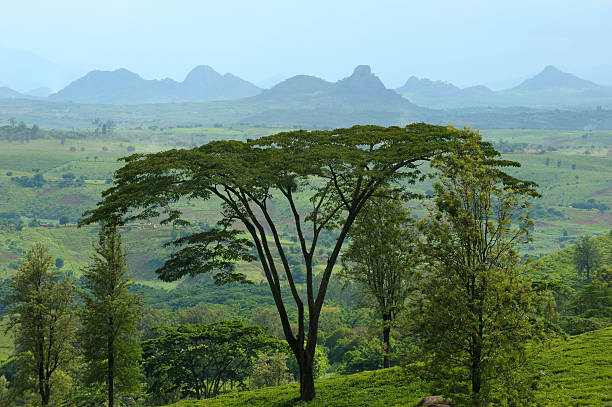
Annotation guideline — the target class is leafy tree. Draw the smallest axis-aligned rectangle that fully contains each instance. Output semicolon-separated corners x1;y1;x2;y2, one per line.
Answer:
55;258;64;269
342;339;384;374
137;306;172;340
59;215;69;225
175;302;228;326
573;235;602;281
5;243;76;405
251;352;293;389
81;124;478;400
142;321;282;400
250;307;285;338
78;225;142;407
340;193;416;368
402;134;541;405
562;265;611;334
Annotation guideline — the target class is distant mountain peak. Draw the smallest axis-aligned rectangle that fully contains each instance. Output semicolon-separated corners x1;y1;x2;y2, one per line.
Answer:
512;65;598;91
336;65;387;93
184;65;220;81
351;65;372;77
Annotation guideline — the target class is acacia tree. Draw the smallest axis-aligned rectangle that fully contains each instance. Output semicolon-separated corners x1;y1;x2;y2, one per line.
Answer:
81;124;473;400
340;193;416;368
404;135;541;405
142;321;282;399
573;235;602;281
5;243;76;406
79;224;142;407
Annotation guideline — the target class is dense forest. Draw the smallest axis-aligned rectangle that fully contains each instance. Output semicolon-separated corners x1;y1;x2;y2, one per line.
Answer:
0;124;610;407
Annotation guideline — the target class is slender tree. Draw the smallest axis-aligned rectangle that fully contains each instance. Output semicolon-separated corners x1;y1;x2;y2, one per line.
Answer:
340;193;416;368
81;124;490;400
403;134;541;405
573;235;602;281
79;224;142;407
5;242;76;405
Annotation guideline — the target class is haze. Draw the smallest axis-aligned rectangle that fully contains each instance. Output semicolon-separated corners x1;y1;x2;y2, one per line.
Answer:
1;0;611;91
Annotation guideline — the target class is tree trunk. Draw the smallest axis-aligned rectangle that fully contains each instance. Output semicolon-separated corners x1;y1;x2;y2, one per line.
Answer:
298;349;316;401
38;360;46;405
41;383;50;405
108;316;114;407
471;342;482;395
382;313;391;369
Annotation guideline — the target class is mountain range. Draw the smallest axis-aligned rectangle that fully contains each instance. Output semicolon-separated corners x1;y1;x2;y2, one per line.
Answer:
1;64;612;110
47;65;261;104
396;66;612;108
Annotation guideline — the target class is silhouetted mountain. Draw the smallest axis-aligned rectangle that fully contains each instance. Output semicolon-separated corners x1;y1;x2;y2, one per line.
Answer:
179;65;261;100
396;66;612;108
242;65;426;127
254;65;414;109
395;77;496;108
0;86;26;99
49;66;261;104
511;65;598;91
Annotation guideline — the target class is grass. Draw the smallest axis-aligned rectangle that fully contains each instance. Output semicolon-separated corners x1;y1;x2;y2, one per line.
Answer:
163;327;612;407
164;367;425;407
534;327;612;406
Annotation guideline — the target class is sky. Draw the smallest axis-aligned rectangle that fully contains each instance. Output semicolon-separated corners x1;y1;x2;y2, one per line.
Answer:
1;0;611;91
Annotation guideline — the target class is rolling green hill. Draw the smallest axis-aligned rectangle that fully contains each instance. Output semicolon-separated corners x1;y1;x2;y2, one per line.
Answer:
524;230;612;288
162;327;612;407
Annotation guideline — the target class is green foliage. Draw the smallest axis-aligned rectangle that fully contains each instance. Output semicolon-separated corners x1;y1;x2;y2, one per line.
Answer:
78;225;142;405
251;352;293;389
142;321;283;400
5;242;76;405
341;340;384;374
175;302;229;326
339;192;416;367
573;235;603;281
403;133;542;405
561;265;612;334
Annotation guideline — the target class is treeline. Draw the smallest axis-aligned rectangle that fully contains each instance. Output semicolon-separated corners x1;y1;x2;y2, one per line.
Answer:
0;119;116;142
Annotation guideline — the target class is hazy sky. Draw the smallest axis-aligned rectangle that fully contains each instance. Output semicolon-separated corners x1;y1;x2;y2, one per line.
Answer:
1;0;611;89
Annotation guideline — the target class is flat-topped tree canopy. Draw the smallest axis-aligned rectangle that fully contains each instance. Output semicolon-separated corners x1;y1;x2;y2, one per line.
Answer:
80;123;521;401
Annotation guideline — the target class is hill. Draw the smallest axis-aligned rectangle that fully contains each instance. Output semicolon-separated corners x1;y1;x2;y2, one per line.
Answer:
254;65;415;109
0;86;27;99
524;231;612;288
49;66;261;104
395;77;497;108
241;65;428;126
162;328;612;407
395;66;612;109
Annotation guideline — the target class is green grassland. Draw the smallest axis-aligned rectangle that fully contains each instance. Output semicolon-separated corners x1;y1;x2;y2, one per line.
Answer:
163;327;612;407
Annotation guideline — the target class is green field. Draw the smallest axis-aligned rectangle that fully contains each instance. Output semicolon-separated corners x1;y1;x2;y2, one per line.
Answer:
162;327;612;407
